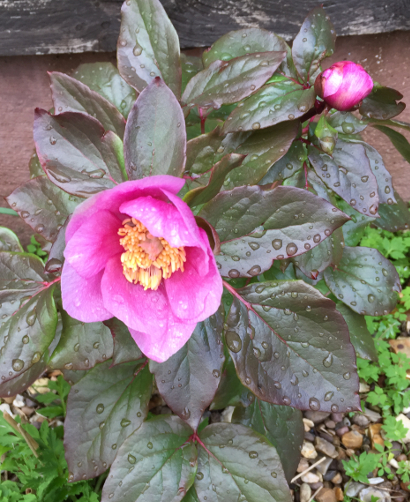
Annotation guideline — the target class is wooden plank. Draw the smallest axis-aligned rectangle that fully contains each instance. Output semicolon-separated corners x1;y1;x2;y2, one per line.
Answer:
0;0;410;56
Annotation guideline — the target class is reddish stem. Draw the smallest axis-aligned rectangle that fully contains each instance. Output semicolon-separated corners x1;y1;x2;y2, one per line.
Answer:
199;107;206;135
222;280;251;309
303;162;310;190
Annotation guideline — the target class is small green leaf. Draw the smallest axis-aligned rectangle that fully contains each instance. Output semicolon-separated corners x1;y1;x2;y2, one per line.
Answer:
150;313;225;431
292;7;336;83
195;423;291;502
0;228;23;253
360;84;405;120
223;81;315;133
124;78;186;180
65;360;152;481
314;116;338;155
327;111;367;134
117;0;182;97
324;246;401;316
101;416;196;501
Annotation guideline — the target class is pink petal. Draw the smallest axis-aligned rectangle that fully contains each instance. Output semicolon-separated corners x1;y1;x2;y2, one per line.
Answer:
165;231;223;322
66;176;185;241
101;255;172;334
129;321;197;363
61;262;112;322
322;66;343;98
119;196;203;250
64;210;123;278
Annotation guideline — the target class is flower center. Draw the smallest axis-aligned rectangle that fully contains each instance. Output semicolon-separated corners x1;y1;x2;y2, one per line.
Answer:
118;218;186;291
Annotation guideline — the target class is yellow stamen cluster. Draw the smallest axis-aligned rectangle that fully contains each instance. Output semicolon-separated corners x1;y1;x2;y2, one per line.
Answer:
118;218;186;291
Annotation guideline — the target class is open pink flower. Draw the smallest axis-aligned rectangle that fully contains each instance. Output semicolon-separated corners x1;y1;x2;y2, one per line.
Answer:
314;61;373;111
61;175;222;362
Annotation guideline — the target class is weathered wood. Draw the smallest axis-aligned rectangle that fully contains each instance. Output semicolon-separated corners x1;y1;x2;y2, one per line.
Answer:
0;0;410;56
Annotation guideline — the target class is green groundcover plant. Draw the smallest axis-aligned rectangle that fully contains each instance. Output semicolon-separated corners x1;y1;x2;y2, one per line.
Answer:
2;1;410;500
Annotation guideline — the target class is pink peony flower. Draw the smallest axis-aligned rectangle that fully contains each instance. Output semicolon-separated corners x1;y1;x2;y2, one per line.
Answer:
61;175;223;362
314;61;373;111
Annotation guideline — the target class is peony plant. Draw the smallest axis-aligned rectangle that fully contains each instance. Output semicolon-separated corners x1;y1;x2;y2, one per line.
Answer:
1;1;410;500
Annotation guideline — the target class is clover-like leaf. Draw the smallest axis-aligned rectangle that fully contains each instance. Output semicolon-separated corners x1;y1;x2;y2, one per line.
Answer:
0;228;23;253
360;84;406;120
117;0;181;97
375;191;410;232
124;78;186;180
49;312;113;371
223;81;315;133
6;176;81;242
260;140;306;184
194;423;291;502
101;415;196;502
210;354;252;410
72;62;137;119
336;304;377;361
344;139;395;205
65;360;152;481
324;246;400;316
292;7;336;83
49;72;126;139
293;227;344;279
182;52;286;111
184;154;245;207
202;28;288;68
232;401;304;483
327;112;367;134
225;280;360;412
34;110;125;197
308;139;379;216
200;185;349;278
150;313;225;431
0;283;57;388
104;318;143;366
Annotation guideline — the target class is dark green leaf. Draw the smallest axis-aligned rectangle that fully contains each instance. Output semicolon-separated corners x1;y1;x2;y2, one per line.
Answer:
72;62;136;119
6;177;81;242
49;312;113;371
65;360;152;481
202;28;288;67
195;423;291;502
29;151;45;178
104;318;143;366
210;354;252;410
360;84;405;120
124;78;186;180
225;280;360;412
232;400;303;483
117;0;182;97
343;138;395;205
0;228;23;253
184;154;245;207
260;140;306;184
34;110;125;197
182;54;203;94
375;191;410;232
101;416;196;502
327;112;367;134
200;185;349;278
45;217;70;273
337;199;376;247
324;246;400;316
182;52;286;111
150;312;225;430
182;487;200;502
372;124;410;164
49;72;126;139
308;139;379;216
223;81;315;133
0;285;57;387
293;228;344;279
336;304;377;361
292;7;336;83
314;116;338;155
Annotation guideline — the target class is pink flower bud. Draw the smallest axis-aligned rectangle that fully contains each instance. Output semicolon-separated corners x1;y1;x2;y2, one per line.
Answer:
314;61;373;111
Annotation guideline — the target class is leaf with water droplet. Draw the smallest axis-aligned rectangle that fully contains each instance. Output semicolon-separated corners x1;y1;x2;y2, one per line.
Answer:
104;317;143;366
101;416;196;501
150;312;224;430
324;246;400;316
360;84;405;121
64;360;152;482
225;280;360;413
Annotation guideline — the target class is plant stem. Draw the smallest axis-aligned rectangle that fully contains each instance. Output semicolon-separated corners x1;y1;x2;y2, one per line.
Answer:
199;107;206;134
